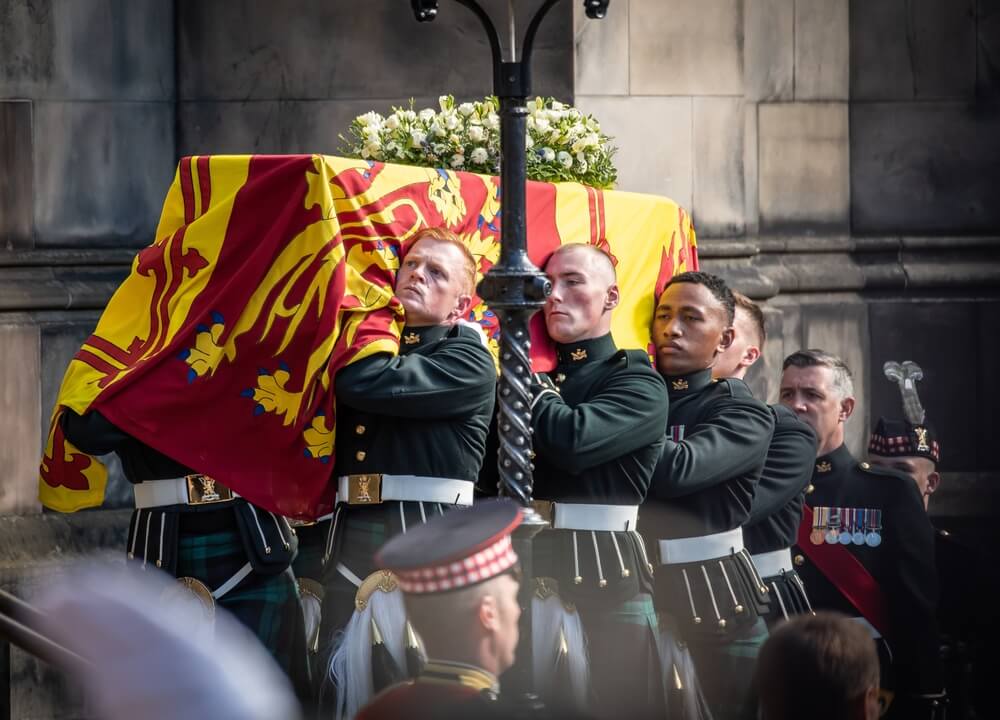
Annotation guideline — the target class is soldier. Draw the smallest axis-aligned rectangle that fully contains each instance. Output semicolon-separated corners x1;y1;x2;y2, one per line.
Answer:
526;244;670;719
356;499;526;720
60;404;310;700
780;349;945;719
645;271;775;720
713;292;817;627
319;226;498;717
868;362;991;719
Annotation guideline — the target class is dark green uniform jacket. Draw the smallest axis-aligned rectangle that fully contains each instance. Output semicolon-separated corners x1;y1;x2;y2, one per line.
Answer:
319;322;497;627
793;443;944;713
530;334;668;605
744;404;817;554
643;368;775;636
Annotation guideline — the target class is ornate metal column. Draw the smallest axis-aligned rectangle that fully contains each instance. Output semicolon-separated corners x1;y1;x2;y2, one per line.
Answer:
411;0;610;696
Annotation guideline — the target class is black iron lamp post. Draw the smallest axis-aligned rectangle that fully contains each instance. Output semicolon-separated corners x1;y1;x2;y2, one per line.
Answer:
411;0;610;696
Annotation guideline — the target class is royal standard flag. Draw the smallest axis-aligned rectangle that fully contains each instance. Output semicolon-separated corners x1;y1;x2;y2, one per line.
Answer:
39;155;697;519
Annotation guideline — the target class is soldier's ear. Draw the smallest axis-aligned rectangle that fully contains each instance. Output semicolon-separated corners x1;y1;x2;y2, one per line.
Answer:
446;294;474;324
604;283;620;311
926;470;941;496
718;326;735;352
838;396;856;422
477;594;500;633
741;345;761;369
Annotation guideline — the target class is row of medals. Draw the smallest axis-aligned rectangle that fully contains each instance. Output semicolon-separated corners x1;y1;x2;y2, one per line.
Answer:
809;506;883;547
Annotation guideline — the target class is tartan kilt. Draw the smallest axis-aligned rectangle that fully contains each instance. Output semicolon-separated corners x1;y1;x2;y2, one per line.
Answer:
175;530;311;697
683;616;769;720
759;569;813;629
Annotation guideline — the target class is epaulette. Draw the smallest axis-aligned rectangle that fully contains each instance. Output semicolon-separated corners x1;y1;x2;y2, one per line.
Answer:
710;376;756;400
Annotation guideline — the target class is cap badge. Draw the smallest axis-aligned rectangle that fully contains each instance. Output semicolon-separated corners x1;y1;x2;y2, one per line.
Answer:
914;426;930;452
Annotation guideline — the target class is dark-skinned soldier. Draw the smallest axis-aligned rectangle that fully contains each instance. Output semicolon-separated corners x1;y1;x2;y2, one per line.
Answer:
713;292;817;627
526;244;670;720
307;227;498;718
644;272;775;720
781;350;945;719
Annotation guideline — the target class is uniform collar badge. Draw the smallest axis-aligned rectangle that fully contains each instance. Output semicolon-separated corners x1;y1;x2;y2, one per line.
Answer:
570;348;588;361
403;332;421;345
671;378;689;391
816;460;833;473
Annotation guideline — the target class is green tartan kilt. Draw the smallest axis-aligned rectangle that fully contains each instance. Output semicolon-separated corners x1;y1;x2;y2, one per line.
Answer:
176;530;310;692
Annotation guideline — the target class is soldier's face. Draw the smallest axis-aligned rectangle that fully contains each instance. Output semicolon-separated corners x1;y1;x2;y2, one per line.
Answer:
713;306;761;380
543;247;619;344
868;454;939;510
779;365;854;453
396;238;472;326
493;573;521;674
652;282;734;376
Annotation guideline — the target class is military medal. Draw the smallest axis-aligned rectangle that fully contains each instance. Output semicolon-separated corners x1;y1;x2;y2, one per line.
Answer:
865;509;882;547
852;508;866;545
809;506;825;545
825;508;841;544
838;507;853;544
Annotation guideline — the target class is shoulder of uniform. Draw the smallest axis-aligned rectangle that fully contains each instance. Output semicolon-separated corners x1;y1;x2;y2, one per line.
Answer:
616;348;658;371
451;322;487;342
770;404;817;436
710;376;756;399
856;460;908;481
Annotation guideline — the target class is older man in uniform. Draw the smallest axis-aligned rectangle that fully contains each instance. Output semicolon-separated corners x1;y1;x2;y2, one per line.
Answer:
526;244;669;719
780;349;945;719
645;271;775;720
713;293;816;627
356;500;526;720
315;227;498;716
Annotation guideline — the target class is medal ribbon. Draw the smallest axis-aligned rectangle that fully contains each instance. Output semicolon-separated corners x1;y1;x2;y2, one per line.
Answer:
797;504;890;636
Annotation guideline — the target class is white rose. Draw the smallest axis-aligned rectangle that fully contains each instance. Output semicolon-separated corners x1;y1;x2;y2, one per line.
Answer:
384;115;400;130
362;143;380;159
534;117;550;133
430;123;446;138
550;100;565;111
458;102;475;117
557;151;573;169
358;111;382;129
485;113;500;130
571;139;586;154
401;110;417;121
448;134;461;145
470;147;489;164
450;153;465;168
541;147;556;162
410;131;427;148
418;108;436;122
584;133;600;148
468;125;485;143
444;113;460;130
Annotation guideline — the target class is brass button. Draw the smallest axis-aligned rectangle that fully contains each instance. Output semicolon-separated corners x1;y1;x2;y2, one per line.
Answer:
355;450;366;462
806;484;815;494
555;373;566;384
355;424;366;435
860;462;870;470
793;554;805;567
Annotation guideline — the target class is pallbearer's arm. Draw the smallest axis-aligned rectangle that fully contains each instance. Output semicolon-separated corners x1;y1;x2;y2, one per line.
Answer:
649;393;774;499
530;366;668;474
745;407;816;525
334;326;497;419
60;409;130;456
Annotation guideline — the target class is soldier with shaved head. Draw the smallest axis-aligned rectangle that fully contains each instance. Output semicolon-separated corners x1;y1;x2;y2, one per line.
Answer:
527;243;672;719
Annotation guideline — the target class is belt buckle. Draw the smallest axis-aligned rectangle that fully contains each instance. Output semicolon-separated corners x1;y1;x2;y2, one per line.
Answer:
185;475;233;505
531;500;554;524
348;474;382;505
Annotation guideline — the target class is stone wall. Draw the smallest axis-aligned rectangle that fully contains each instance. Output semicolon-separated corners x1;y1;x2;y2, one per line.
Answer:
574;0;1000;523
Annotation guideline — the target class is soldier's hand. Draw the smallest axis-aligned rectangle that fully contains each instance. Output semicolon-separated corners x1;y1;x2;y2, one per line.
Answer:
530;372;560;409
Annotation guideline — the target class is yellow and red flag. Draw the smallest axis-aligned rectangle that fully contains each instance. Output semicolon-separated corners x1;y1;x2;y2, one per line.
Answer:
39;155;697;519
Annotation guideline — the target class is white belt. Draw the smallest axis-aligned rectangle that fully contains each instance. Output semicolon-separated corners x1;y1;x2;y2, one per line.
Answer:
751;548;793;578
551;503;639;532
133;476;239;509
337;474;473;506
658;527;744;565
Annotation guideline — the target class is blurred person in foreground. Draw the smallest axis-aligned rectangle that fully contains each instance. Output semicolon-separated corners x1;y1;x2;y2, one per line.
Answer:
754;611;881;720
37;561;301;720
356;499;530;720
